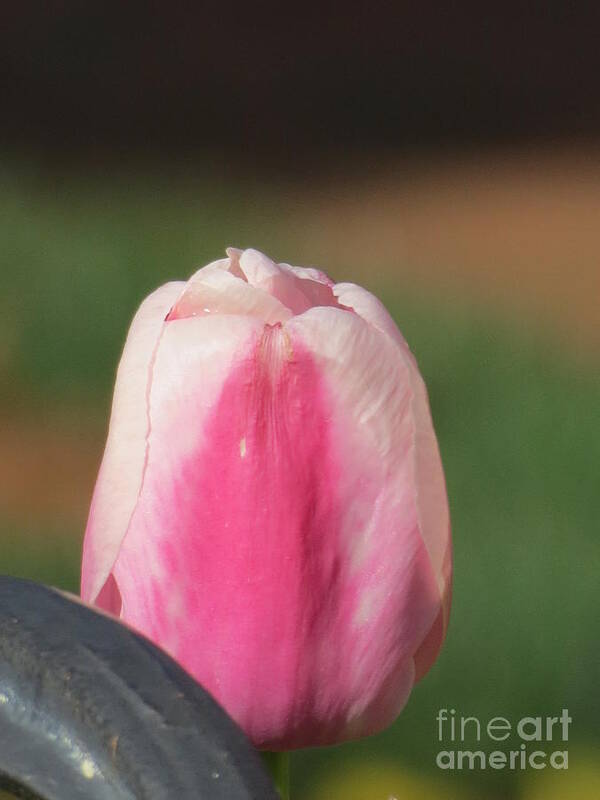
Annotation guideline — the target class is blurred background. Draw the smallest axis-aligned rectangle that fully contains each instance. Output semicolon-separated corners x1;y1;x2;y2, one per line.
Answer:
1;3;599;798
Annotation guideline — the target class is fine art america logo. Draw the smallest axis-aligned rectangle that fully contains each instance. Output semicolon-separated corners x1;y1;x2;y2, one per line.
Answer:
435;708;571;771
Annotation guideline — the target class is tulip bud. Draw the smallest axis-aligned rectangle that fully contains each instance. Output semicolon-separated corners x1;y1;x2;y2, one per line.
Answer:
81;248;451;750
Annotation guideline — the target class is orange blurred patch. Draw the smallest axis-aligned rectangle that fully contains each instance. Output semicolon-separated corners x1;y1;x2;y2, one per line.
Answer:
292;144;600;353
0;421;101;530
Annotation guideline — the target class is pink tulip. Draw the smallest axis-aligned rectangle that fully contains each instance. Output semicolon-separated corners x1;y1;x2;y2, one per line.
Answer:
81;247;451;750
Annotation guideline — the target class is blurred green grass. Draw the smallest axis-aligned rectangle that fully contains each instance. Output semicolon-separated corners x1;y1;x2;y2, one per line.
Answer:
1;164;598;799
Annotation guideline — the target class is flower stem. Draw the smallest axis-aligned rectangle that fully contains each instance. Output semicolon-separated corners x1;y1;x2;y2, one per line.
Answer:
261;751;290;799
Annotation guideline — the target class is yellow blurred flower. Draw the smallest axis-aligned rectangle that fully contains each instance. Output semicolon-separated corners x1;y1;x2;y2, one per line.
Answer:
520;749;600;800
308;760;471;800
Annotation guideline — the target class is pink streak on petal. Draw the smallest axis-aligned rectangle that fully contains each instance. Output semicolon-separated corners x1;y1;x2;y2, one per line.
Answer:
110;320;441;748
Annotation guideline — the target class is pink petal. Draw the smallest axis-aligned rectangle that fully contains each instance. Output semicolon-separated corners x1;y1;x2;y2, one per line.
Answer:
239;248;340;315
333;282;452;641
167;260;293;323
81;281;185;606
288;305;451;680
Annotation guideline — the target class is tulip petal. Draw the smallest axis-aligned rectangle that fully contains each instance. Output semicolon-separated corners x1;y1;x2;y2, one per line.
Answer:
167;260;293;323
81;282;185;607
332;282;452;637
333;281;412;349
287;306;450;686
238;249;340;315
85;311;266;602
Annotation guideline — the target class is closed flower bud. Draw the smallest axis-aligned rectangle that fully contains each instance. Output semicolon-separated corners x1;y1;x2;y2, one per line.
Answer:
81;248;452;750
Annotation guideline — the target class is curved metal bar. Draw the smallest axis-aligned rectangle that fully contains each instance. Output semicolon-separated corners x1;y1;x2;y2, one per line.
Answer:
0;577;278;799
